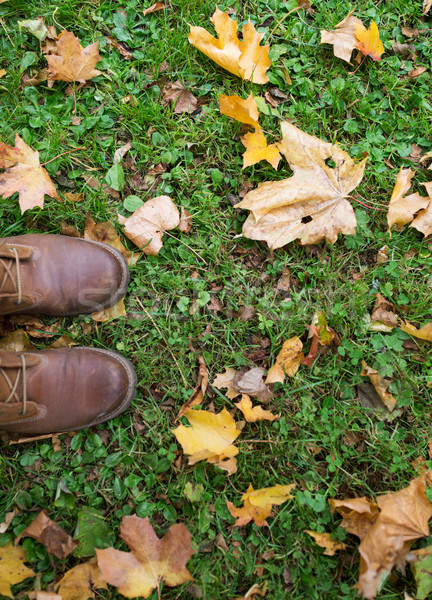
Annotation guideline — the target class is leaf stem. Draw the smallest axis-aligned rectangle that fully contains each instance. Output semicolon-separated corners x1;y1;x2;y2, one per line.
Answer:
40;146;86;166
349;53;367;74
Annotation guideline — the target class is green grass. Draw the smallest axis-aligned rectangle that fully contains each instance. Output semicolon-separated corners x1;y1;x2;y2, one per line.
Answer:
1;0;432;598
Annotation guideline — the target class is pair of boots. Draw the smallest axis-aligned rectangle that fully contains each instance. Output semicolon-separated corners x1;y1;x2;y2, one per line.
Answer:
0;234;137;435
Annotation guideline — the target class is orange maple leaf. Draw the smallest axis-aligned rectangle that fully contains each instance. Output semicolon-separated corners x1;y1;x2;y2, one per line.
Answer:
0;134;59;213
96;515;194;598
355;21;385;61
227;484;295;527
46;31;101;87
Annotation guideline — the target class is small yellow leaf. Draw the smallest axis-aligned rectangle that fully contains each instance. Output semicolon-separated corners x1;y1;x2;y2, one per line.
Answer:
305;530;347;556
241;130;281;170
265;336;303;384
226;484;295;527
400;320;432;343
235;394;278;422
0;542;35;597
355;21;385;61
219;93;260;128
387;167;428;231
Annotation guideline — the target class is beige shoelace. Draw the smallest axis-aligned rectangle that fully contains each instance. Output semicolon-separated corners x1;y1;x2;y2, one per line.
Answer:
0;355;27;415
0;247;22;305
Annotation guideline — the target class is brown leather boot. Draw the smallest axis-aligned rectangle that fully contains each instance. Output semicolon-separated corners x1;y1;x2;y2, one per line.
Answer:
0;234;129;316
0;347;136;434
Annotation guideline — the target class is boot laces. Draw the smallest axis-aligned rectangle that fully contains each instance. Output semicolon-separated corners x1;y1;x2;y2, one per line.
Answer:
1;355;27;415
0;247;22;305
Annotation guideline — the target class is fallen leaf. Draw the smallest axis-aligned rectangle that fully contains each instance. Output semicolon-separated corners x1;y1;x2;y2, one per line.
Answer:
303;311;340;367
241;130;281;170
410;182;432;237
369;293;398;332
0;329;34;351
400;320;432;343
329;496;379;540
265;336;304;383
0;69;6;78
161;80;198;114
356;474;432;599
320;10;364;63
18;17;48;41
387;167;428;230
233;583;267;599
105;36;133;60
234;394;278;422
226;483;295;527
410;546;432;600
63;192;83;202
305;530;347;556
15;510;78;559
21;68;48;87
219;93;260;128
236;122;367;248
401;26;419;38
84;214;140;266
212;367;240;400
46;31;102;87
113;141;132;164
177;356;209;418
179;206;192;232
91;298;127;322
96;516;194;598
409;66;427;79
28;593;62;600
118;195;180;255
424;0;432;13
232;367;273;403
355;21;385;61
143;2;165;16
81;173;119;198
56;558;107;600
173;408;241;474
0;508;17;533
361;361;397;412
376;245;388;264
0;134;59;213
391;41;416;60
188;8;271;84
0;542;35;597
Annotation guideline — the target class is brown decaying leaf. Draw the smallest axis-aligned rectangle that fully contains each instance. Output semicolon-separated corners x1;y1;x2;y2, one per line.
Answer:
188;8;271;84
410;181;432;237
113;141;132;164
424;0;432;14
96;515;194;598
360;360;397;412
9;315;59;338
303;311;340;368
84;214;140;266
236;122;367;248
265;336;304;384
105;36;133;60
212;367;240;400
400;320;432;342
0;542;35;598
233;583;267;600
81;173;119;199
387;167;428;230
234;394;278;422
177;356;209;418
118;195;180;255
173;408;241;474
0;134;59;213
179;206;192;232
305;530;347;556
21;68;48;87
369;293;398;332
161;80;198;114
355;474;432;599
226;484;295;527
329;496;379;540
46;31;101;87
56;558;107;600
0;329;34;351
232;367;274;403
15;510;78;559
0;508;17;534
409;66;427;79
143;2;165;16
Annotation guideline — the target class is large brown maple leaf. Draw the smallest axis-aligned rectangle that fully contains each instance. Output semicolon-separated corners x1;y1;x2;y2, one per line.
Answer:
236;122;367;247
46;31;101;87
0;134;59;213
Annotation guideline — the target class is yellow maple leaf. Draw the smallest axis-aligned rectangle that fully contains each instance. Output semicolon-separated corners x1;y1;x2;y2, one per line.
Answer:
0;134;59;213
0;542;35;597
355;21;385;61
188;8;271;84
226;484;295;527
96;516;194;599
56;558;107;600
265;336;304;384
46;31;101;87
234;394;278;422
219;93;260;128
236;122;367;247
242;130;281;170
173;408;241;474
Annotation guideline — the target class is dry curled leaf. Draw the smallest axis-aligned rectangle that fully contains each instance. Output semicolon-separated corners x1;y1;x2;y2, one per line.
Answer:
173;408;241;474
179;206;192;232
96;516;194;599
0;542;35;598
387;167;428;231
161;80;198;114
303;311;340;368
360;361;397;412
234;583;267;600
236;122;367;248
15;510;78;559
0;134;59;213
232;367;274;403
400;320;432;343
305;530;347;556
46;31;101;87
177;356;209;418
234;394;278;422
226;484;295;527
188;8;271;84
265;336;304;384
118;195;180;255
143;2;165;16
369;293;398;332
329;496;379;540
212;367;239;400
56;558;107;600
